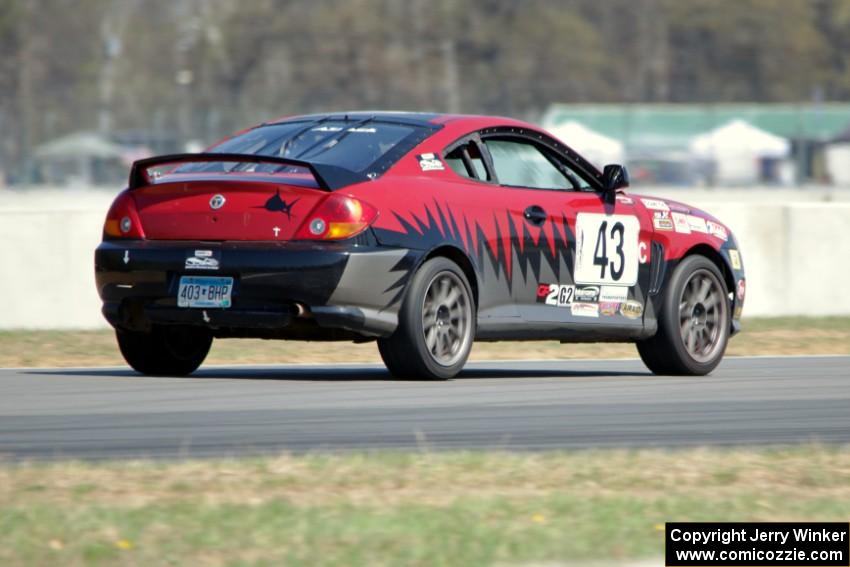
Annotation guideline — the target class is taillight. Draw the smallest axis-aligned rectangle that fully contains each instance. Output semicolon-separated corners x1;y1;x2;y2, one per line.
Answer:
293;194;378;240
103;190;145;239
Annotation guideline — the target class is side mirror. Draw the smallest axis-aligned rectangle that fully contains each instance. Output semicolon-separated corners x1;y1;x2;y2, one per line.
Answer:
602;164;630;192
601;164;629;205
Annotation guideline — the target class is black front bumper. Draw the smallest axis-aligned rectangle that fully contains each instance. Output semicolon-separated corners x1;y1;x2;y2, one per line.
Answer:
95;239;406;338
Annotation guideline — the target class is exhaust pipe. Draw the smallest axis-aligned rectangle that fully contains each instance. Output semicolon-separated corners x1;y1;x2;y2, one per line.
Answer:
294;303;312;318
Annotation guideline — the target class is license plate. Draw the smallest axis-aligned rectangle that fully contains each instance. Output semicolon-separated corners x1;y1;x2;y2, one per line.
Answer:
177;276;233;308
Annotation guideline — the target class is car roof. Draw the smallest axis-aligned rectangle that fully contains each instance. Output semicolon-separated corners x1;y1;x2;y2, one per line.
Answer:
267;111;534;130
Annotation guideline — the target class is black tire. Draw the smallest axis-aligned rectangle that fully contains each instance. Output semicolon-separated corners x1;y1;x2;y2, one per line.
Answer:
637;255;730;376
116;325;212;376
378;257;475;380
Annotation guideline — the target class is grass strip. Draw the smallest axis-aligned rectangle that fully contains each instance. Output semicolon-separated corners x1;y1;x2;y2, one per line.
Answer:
1;447;849;566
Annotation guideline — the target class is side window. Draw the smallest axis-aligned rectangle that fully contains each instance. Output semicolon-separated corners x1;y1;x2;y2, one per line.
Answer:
444;141;490;181
484;138;578;190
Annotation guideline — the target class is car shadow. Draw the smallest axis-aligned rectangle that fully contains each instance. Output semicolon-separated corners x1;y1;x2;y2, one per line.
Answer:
24;364;650;381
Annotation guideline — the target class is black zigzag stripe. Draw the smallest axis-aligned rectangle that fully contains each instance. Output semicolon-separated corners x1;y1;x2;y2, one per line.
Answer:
378;203;576;306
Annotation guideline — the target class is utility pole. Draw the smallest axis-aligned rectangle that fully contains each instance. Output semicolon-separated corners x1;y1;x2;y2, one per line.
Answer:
441;39;460;114
98;18;120;135
17;0;35;183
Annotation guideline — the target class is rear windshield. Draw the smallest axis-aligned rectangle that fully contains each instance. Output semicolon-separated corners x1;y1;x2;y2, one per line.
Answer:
178;119;425;175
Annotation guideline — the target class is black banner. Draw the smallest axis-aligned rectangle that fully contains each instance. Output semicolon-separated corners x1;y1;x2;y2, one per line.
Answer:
666;522;849;566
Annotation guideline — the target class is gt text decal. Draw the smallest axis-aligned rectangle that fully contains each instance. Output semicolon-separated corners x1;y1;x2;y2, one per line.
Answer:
574;213;640;286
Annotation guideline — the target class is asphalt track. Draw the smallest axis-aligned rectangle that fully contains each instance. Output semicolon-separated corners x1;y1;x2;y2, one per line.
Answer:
1;355;848;460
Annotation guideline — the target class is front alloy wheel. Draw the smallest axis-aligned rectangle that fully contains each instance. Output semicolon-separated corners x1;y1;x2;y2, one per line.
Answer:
678;268;727;363
637;255;730;375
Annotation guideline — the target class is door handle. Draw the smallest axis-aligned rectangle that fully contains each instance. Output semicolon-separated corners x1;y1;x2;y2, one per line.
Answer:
523;205;547;226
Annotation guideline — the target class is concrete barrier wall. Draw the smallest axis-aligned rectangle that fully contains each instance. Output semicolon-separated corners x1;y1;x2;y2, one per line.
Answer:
0;189;848;329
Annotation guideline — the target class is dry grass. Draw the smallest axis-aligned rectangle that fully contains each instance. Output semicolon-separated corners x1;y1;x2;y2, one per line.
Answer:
1;447;849;566
3;447;850;510
0;316;848;368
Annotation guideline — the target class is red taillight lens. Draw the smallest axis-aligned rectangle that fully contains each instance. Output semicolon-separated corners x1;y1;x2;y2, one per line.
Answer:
103;190;145;239
293;194;378;240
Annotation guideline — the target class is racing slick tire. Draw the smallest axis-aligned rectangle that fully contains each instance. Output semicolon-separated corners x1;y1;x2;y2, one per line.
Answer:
378;257;475;380
116;325;212;376
637;255;730;376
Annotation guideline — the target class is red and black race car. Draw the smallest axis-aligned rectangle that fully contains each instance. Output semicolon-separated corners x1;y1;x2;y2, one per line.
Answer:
95;112;745;379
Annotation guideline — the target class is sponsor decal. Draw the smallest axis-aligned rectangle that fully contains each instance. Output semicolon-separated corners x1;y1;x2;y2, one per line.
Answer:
571;302;599;318
728;248;742;271
616;195;634;205
312;126;376;133
652;210;674;231
620;300;644;319
417;153;445;171
734;305;743;319
736;279;746;302
185;256;220;270
123;250;129;265
641;198;669;211
599;285;628;302
706;220;728;241
671;212;691;234
668;202;691;213
600;301;620;316
687;215;708;233
574;285;600;302
537;283;575;307
194;249;213;258
209;194;226;210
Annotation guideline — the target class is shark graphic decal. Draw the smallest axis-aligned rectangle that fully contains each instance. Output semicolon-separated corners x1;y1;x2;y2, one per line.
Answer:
259;190;300;219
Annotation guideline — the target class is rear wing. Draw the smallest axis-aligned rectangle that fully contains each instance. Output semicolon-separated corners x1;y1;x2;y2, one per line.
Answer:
127;153;369;191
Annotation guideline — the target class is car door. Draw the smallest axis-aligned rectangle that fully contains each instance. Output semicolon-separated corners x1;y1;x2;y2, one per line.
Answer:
478;132;652;328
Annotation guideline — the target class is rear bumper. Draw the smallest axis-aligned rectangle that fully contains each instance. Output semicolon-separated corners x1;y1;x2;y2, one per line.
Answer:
95;240;415;338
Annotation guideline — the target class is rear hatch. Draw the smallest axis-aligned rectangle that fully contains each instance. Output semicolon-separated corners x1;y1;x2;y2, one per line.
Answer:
133;175;324;241
123;152;373;241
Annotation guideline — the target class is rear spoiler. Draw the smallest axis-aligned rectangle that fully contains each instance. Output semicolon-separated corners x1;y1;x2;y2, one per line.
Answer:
127;153;370;191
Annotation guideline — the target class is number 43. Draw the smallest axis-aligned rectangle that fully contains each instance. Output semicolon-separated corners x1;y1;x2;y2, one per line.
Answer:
593;221;625;281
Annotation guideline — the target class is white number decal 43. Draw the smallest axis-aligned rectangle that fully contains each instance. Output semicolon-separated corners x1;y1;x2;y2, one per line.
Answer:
574;213;640;286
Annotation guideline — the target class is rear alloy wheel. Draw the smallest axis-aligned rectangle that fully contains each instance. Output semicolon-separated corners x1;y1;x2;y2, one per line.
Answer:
637;255;730;375
116;325;212;376
378;257;475;380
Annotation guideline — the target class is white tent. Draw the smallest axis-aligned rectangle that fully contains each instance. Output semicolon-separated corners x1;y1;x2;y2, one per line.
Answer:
689;120;791;184
825;125;850;186
548;120;625;169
